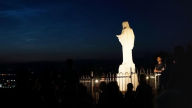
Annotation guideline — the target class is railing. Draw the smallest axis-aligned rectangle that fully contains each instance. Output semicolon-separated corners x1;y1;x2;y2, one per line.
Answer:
80;68;159;88
80;68;160;104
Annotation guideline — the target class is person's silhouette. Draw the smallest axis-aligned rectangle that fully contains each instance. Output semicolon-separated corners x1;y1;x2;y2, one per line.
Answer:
135;74;153;108
124;83;135;106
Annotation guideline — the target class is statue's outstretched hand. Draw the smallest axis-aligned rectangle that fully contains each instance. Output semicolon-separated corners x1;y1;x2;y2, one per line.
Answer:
116;35;120;37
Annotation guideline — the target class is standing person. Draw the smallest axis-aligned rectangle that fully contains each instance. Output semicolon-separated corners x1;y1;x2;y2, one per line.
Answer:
124;83;135;106
154;56;166;90
154;56;165;73
135;74;153;108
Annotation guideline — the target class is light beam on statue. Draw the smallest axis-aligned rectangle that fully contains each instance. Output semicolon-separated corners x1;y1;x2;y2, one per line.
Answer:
116;21;138;91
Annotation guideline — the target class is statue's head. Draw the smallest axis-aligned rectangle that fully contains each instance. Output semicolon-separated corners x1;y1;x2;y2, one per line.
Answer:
122;21;130;29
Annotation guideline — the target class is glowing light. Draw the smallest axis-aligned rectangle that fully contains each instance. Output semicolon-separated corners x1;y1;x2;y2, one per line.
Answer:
95;79;99;83
150;75;155;78
146;76;149;80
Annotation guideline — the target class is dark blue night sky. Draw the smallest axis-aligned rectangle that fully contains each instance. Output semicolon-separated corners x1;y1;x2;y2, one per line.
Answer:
0;0;191;62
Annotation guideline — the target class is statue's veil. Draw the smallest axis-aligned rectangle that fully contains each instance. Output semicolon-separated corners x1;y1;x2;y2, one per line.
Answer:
122;21;130;29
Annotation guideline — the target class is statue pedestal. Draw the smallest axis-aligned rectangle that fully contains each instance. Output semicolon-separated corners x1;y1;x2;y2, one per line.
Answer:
116;72;138;91
117;63;138;91
118;63;135;76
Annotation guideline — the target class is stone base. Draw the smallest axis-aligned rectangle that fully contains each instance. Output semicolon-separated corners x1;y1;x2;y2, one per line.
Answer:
116;73;138;91
118;63;135;75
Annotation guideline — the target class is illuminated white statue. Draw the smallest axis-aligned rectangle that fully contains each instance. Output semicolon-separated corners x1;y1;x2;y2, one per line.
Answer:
117;21;135;75
116;21;138;91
